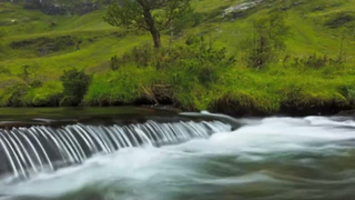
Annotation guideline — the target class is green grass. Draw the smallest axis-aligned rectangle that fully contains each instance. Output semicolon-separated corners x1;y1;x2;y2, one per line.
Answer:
1;0;355;115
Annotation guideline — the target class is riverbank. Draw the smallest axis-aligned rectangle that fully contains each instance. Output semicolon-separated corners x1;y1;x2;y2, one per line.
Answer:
1;61;355;117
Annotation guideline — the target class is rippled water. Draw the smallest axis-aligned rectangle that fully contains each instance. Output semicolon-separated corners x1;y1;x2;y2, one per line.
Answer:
1;116;355;200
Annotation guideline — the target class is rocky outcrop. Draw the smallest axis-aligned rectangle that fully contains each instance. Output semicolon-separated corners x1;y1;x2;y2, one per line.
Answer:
223;0;264;18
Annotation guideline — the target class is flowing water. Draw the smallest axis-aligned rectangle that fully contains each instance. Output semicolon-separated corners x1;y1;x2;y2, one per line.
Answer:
0;108;355;200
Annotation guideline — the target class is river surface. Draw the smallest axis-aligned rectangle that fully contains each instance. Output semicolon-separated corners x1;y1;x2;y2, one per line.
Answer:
0;108;355;200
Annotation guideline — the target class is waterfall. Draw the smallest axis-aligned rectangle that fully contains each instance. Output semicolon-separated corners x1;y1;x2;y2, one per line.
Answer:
0;120;231;179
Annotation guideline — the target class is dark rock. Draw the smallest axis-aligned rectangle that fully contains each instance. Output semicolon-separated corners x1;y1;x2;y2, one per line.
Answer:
280;99;354;117
24;1;67;15
337;109;355;116
73;3;99;15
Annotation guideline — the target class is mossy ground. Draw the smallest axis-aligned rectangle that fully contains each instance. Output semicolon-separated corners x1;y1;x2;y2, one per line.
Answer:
1;0;355;116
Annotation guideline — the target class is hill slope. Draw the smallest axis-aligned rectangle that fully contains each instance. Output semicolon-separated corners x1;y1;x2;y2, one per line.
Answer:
1;0;355;116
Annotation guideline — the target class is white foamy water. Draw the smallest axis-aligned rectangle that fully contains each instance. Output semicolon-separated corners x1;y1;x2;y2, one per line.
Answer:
1;116;355;200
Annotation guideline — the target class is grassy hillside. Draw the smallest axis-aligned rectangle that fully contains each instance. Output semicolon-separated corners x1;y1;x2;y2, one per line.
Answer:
1;0;355;116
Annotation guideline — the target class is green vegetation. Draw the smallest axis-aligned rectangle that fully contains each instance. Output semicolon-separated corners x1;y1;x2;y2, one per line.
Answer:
242;11;290;68
104;0;193;48
0;0;355;116
60;69;91;106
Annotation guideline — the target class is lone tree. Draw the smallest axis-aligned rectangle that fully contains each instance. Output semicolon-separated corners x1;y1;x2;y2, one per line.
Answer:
104;0;192;48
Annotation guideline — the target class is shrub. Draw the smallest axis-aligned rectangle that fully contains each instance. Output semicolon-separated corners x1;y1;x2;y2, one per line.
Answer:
2;84;30;107
19;65;37;84
60;69;91;106
109;36;235;86
24;81;63;106
118;43;155;67
86;36;236;108
30;80;43;88
162;37;235;88
340;85;355;102
292;53;342;69
242;11;290;68
84;67;157;106
18;65;45;87
112;35;235;68
110;55;120;71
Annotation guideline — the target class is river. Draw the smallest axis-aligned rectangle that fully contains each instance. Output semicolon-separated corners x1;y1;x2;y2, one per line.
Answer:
0;108;354;200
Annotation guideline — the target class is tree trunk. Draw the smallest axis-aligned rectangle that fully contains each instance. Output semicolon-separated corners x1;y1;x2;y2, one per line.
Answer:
143;9;161;48
150;28;161;48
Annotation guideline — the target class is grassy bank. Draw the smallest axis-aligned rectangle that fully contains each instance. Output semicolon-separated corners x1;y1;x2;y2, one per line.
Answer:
1;0;355;116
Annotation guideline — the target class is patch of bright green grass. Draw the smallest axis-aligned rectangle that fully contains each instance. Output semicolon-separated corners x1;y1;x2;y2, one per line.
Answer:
1;0;355;114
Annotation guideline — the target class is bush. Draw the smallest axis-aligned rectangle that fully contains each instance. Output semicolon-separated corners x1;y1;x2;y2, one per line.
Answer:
84;67;157;106
242;11;290;68
30;80;43;88
110;55;120;71
112;36;235;68
19;65;39;84
109;36;235;89
24;81;63;106
60;69;91;106
86;36;236;108
0;83;29;107
340;85;355;102
119;43;155;67
292;53;342;69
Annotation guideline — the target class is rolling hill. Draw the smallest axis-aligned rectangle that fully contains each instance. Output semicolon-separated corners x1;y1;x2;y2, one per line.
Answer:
1;0;355;116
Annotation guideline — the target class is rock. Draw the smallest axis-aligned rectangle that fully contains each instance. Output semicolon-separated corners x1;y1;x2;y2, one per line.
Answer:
337;109;355;116
224;0;264;17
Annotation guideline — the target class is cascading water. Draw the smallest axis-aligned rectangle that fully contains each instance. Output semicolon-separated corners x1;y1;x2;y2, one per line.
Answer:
0;120;231;179
1;108;355;200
